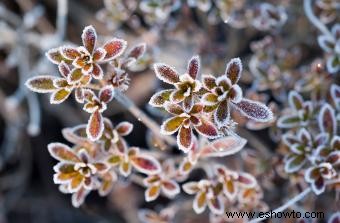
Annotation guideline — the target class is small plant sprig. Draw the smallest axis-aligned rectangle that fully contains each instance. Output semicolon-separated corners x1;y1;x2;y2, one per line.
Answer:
149;56;273;152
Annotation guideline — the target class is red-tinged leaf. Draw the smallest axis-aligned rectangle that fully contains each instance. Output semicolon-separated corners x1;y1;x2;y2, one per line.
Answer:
164;102;184;115
91;63;104;79
131;153;162;175
202;74;217;90
93;47;106;62
99;85;114;103
177;126;193;153
277;114;300;128
228;85;243;103
71;187;90;208
311;177;325;195
193;191;207;214
328;212;340;223
86;110;104;141
330;84;340;109
214;100;230;127
48;142;81;162
102;38;127;61
238;172;257;188
225;57;242;84
149;89;173;107
116;121;133;136
194;118;219;139
233;99;273;122
182;182;200;194
161;180;180;198
284;154;306;173
46;47;69;64
68;68;83;83
318;103;336;135
82;25;97;53
288;91;304;110
50;88;72;104
153;63;180;84
187;55;200;79
60;46;80;60
161;116;186;135
75;88;85;103
58;61;71;78
25;76;57;93
208;197;224;215
327;151;340;165
145;185;160;202
127;43;146;60
200;136;247;158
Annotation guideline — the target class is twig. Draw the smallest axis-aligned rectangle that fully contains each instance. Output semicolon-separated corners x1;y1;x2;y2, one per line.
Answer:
114;90;177;147
303;0;333;39
249;179;340;223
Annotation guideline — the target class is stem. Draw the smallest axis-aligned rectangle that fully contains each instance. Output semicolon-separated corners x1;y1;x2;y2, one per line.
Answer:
114;90;177;147
56;0;68;40
303;0;334;39
249;179;340;223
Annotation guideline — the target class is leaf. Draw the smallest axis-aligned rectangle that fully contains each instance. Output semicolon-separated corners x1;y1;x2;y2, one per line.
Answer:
225;57;242;84
153;63;180;84
82;25;97;53
127;43;146;60
228;85;243;103
317;35;334;53
119;161;132;177
161;180;180;198
91;63;104;79
194;118;219;139
164;102;184;115
318;103;336;135
182;182;199;194
149;89;173;107
223;179;237;200
177;126;193;153
202;74;217;90
131;153;162;175
208;196;224;215
58;61;71;78
169;89;186;103
46;47;69;64
48;143;80;162
214;100;230;127
116;121;133;136
200;136;247;158
201;93;218;106
68;68;83;83
99;85;115;103
102;38;127;61
161;116;186;135
71;187;90;208
284;154;306;173
238;172;257;188
50;88;72;104
330;84;340;110
25;76;57;93
145;185;160;202
277;114;300;128
288;91;304;110
187;55;200;79
233;99;273;122
193;191;207;214
93;47;107;61
60;46;80;60
86;110;104;141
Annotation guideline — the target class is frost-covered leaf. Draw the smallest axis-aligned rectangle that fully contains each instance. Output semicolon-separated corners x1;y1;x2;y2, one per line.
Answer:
187;55;200;79
145;185;160;202
214;100;230;127
164;102;184;115
131;152;162;175
161;116;186;135
46;47;70;64
71;187;90;208
318;103;336;135
193;191;207;214
182;182;199;194
284;154;306;173
225;57;242;84
99;85;115;103
102;38;127;61
127;43;146;61
177;126;193;153
50;88;72;104
200;136;247;158
208;196;224;215
194;118;218;139
91;63;104;79
233;99;273;122
202;74;216;90
238;172;257;188
154;63;180;84
26;76;57;93
86;110;104;141
82;25;97;53
330;84;340;110
161;180;180;198
288;91;304;110
48;143;80;162
116;121;133;136
149;89;173;107
60;46;80;60
277;114;300;128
